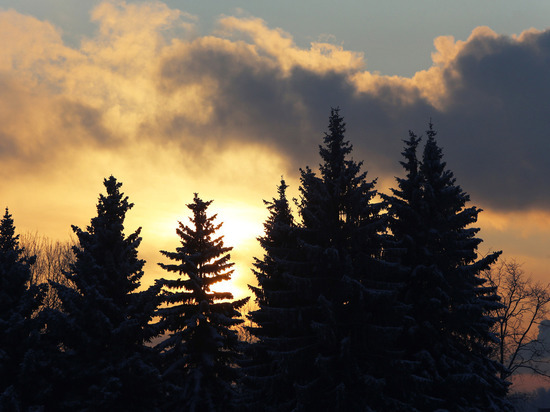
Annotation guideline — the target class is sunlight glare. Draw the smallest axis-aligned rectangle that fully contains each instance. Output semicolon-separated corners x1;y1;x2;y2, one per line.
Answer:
148;202;266;301
209;203;265;300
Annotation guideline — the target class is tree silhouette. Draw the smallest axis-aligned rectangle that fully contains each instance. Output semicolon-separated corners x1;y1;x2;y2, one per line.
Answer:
154;194;249;412
48;176;161;411
384;124;511;411
0;208;45;410
245;178;301;411
257;108;390;410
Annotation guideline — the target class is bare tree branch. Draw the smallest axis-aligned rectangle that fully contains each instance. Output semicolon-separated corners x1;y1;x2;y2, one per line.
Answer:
20;232;76;311
483;259;550;382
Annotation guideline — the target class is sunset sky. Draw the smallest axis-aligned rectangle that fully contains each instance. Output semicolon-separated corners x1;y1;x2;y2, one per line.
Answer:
1;0;550;298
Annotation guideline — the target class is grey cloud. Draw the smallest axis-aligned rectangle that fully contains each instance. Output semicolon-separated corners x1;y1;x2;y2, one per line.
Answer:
59;101;118;146
154;29;550;211
157;43;321;163
155;40;427;170
435;30;550;210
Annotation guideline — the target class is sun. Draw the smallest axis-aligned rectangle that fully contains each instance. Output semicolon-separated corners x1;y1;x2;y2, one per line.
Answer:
148;202;266;301
208;203;266;300
213;204;264;250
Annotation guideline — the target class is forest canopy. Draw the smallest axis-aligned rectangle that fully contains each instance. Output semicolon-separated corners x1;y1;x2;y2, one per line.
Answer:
0;110;534;411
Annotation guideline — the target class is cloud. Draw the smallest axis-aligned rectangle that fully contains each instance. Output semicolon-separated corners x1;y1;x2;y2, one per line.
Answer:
1;1;550;217
430;27;550;210
216;16;365;75
152;20;550;211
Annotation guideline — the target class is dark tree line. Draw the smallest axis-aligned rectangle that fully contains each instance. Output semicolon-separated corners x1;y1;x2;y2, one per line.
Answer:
0;109;514;411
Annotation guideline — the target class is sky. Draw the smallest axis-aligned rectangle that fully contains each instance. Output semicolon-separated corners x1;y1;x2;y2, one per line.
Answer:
1;0;550;298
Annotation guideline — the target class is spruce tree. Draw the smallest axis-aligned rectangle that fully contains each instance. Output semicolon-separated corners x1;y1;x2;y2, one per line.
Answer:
154;194;249;412
380;131;428;411
384;124;511;411
244;178;302;411
263;108;390;410
0;208;45;410
49;176;161;411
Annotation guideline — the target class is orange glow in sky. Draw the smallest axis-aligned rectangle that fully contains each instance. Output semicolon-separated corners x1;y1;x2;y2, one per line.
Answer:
1;1;549;305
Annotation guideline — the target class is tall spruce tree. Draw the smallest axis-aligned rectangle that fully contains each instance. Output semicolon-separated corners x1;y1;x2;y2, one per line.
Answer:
380;131;428;411
384;124;511;411
154;194;249;412
0;208;45;410
262;108;390;410
48;176;161;411
245;178;302;411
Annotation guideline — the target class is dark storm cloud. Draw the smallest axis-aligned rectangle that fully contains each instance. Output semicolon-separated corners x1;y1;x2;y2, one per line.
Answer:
155;26;550;211
154;36;431;175
432;29;550;210
155;39;320;167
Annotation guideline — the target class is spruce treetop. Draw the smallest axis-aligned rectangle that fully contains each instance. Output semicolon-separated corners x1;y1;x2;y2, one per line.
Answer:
383;131;423;255
69;175;145;298
250;177;296;308
319;107;353;183
263;177;294;234
159;193;234;299
91;175;133;233
0;208;19;253
394;131;422;201
420;122;469;211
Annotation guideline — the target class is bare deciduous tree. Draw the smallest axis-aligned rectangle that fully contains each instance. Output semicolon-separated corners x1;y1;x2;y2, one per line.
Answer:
483;259;550;381
20;232;76;310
